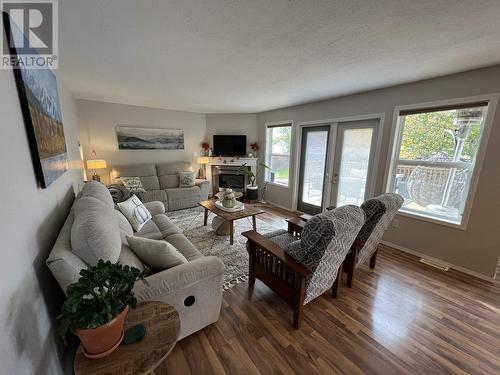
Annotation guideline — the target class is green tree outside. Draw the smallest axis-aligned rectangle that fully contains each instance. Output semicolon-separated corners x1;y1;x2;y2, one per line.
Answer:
400;110;481;162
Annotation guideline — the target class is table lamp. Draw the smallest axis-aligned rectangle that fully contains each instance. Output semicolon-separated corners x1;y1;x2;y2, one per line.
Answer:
86;159;107;182
197;156;209;179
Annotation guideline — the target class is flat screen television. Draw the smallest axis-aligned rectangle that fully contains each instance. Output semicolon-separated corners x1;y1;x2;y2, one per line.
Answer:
213;135;247;156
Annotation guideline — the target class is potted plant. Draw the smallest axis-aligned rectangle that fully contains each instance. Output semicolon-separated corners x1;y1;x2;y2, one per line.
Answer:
56;260;147;358
250;142;259;157
238;162;271;200
201;142;210;157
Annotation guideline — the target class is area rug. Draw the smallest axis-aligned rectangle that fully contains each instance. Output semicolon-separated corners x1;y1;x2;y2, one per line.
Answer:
165;207;278;289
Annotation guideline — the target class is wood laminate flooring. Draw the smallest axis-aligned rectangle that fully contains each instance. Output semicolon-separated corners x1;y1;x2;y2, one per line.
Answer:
158;204;500;375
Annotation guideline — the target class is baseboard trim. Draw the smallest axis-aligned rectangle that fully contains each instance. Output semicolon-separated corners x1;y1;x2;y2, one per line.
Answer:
380;240;495;282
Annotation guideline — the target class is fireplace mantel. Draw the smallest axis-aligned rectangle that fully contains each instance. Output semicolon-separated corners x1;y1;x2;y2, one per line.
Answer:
207;156;258;168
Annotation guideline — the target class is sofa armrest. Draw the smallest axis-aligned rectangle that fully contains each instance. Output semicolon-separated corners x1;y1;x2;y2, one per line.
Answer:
143;201;165;216
133;256;224;300
195;179;211;199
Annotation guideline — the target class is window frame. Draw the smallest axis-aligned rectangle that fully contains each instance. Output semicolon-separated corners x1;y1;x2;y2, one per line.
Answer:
385;94;499;230
264;121;293;188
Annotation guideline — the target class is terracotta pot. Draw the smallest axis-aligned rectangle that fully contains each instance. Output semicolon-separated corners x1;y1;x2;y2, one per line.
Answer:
73;306;129;358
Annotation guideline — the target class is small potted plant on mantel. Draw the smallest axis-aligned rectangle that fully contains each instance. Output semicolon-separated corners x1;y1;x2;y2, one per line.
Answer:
201;142;210;157
56;260;147;358
238;162;271;200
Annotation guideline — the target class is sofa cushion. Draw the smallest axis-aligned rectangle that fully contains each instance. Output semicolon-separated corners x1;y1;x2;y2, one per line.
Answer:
163;233;203;261
165;187;201;211
141;190;168;207
117;195;152;231
71;196;121;266
156;162;193;176
111;164;160;191
159;174;179;189
81;181;114;208
134;219;164;240
117;244;146;272
112;163;157;178
139;176;160;191
126;236;188;270
135;214;181;240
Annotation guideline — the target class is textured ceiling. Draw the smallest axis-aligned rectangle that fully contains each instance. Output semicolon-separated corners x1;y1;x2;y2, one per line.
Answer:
60;0;500;113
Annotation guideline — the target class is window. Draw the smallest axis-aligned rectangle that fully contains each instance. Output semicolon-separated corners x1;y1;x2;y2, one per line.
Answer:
387;101;490;226
265;123;292;186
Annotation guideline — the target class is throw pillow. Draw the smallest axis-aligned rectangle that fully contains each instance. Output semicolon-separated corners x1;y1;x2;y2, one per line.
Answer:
117;195;152;231
119;177;146;193
126;236;188;270
179;171;195;188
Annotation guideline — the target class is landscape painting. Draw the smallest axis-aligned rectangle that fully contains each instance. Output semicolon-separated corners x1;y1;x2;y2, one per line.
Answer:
116;126;185;150
4;12;68;188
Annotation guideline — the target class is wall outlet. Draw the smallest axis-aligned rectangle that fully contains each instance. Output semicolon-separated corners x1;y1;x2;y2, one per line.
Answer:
392;219;400;228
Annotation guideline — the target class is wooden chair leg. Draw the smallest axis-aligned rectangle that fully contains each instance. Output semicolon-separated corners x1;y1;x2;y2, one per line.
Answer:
344;247;357;288
332;274;339;298
293;277;306;329
370;249;378;269
248;244;256;287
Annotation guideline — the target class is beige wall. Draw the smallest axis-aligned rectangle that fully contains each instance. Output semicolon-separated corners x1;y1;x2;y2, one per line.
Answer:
0;69;84;374
257;65;500;279
206;113;258;152
77;100;207;185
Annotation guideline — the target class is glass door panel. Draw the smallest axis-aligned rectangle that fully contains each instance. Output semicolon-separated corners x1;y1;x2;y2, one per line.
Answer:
297;126;330;214
331;121;378;207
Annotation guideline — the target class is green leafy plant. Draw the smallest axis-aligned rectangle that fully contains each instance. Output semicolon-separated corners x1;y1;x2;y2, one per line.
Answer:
56;260;147;344
237;162;271;186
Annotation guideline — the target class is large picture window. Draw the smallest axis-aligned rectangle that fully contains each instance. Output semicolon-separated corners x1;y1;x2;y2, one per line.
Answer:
265;123;292;186
387;101;490;226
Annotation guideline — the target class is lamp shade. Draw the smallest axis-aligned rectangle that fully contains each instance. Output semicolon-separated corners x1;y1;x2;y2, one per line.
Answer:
197;157;210;164
86;159;107;170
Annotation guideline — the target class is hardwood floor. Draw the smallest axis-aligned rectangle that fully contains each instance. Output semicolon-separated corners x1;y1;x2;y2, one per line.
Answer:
158;204;500;375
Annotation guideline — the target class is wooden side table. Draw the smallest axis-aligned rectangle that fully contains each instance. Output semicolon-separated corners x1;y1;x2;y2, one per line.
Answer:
74;301;180;375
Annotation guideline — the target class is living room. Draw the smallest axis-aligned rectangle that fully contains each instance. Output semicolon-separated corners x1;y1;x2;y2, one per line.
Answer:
1;1;500;374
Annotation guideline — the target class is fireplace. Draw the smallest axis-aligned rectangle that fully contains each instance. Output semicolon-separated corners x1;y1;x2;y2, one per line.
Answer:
214;166;247;192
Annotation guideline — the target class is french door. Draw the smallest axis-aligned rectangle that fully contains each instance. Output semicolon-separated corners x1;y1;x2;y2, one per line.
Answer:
296;119;379;214
297;125;330;214
330;120;379;208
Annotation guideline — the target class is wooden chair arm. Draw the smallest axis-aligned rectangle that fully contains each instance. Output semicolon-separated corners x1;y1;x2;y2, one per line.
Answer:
242;230;311;278
286;217;305;233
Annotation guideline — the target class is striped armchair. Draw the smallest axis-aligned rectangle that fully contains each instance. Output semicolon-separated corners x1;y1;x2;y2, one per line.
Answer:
343;193;404;287
243;205;365;329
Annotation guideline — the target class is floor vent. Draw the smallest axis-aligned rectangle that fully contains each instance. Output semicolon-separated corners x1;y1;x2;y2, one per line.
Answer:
419;258;449;271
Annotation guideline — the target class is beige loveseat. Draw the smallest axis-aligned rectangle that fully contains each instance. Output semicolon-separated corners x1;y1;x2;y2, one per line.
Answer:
46;181;224;339
110;162;210;211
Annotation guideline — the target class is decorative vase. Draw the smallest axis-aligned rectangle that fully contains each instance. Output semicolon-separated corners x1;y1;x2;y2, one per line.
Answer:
246;185;258;200
222;188;236;208
73;306;129;358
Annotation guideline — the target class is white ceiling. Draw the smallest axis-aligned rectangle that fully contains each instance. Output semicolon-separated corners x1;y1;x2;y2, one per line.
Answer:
60;0;500;113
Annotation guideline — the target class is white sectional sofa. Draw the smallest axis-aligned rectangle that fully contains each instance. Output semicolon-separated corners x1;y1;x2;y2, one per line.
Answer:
46;181;224;340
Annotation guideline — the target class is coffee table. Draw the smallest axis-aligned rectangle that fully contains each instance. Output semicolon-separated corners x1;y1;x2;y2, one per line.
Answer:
199;200;265;245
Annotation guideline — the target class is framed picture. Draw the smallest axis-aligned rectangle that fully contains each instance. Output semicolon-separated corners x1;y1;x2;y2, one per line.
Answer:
116;126;185;150
3;12;68;188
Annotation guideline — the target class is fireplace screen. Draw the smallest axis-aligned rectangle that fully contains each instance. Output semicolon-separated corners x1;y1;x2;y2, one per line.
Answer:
218;173;245;190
